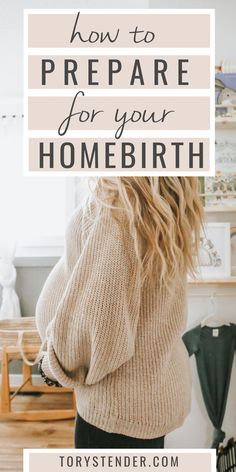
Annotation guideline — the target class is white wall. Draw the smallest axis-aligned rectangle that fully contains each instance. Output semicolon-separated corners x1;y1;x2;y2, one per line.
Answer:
0;0;148;99
150;0;236;65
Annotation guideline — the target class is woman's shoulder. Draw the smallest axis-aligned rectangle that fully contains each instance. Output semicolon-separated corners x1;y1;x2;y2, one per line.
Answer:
66;195;98;232
66;195;128;247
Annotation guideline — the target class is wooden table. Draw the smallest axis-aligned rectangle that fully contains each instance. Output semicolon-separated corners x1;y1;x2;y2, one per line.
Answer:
0;345;76;421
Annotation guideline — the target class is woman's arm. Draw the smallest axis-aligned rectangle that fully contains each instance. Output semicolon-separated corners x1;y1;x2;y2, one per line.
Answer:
35;203;85;342
37;206;141;388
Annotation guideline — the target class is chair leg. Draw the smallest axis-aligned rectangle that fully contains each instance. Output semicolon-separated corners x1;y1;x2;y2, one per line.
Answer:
1;348;11;413
22;361;32;387
73;391;77;412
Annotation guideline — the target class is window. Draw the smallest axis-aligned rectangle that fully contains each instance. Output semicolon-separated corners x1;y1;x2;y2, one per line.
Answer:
0;100;89;260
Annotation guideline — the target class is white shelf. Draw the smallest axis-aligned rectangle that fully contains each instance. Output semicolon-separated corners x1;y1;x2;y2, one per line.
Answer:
204;206;236;213
188;277;236;287
215;117;236;129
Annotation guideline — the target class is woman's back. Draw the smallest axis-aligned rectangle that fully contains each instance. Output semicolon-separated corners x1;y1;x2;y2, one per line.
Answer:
36;195;192;438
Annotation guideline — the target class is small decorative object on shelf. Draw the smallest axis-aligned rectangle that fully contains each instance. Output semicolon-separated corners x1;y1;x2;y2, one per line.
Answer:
215;110;236;128
215;104;236;129
196;223;231;280
215;73;236;105
200;237;222;268
203;142;236;209
215;71;236;128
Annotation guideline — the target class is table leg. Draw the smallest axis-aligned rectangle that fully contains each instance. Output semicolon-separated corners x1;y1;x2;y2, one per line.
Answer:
0;348;11;413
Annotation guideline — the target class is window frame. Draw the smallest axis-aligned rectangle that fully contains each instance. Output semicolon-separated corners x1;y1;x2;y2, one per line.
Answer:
13;177;78;266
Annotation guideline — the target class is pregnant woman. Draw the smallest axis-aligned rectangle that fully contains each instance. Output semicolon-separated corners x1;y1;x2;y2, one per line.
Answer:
36;177;203;448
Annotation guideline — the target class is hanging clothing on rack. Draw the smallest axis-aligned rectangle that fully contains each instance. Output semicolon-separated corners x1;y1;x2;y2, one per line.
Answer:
183;323;236;449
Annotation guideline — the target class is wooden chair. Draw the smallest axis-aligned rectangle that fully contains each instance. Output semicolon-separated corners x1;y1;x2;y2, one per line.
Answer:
0;318;76;421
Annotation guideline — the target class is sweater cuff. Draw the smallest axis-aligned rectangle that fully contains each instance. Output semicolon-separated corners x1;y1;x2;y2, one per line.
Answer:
38;353;62;387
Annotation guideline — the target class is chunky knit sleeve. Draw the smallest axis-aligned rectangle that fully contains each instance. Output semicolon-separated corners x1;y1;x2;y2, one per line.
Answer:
35;202;86;342
37;205;140;388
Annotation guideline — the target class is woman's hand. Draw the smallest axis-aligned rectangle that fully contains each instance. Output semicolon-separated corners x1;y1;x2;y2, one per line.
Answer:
38;353;62;388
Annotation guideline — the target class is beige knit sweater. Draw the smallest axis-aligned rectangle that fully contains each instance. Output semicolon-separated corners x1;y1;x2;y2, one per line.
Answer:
35;197;192;439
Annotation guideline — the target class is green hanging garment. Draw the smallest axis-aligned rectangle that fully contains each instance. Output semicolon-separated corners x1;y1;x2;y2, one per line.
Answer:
183;323;236;449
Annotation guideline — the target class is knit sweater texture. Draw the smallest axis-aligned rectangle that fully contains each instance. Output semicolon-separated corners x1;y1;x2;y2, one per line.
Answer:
35;197;192;439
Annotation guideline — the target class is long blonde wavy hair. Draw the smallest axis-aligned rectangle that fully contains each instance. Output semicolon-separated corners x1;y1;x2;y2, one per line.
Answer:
94;177;204;289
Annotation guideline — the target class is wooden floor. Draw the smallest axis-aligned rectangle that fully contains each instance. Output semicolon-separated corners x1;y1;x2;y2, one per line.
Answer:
0;392;75;472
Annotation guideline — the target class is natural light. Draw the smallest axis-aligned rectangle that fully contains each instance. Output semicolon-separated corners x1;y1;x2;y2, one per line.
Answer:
0;106;89;255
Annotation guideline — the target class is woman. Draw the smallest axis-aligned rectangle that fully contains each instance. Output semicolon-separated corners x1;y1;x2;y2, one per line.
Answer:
36;177;203;448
